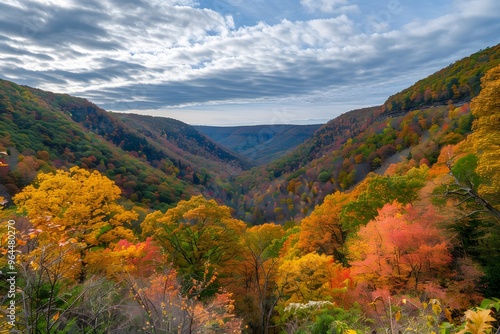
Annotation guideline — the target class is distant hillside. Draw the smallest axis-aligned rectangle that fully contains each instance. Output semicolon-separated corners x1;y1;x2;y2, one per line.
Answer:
382;44;500;116
115;113;253;169
0;79;248;209
195;124;321;164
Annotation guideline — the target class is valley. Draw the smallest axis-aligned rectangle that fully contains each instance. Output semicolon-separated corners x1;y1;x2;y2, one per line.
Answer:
195;124;321;165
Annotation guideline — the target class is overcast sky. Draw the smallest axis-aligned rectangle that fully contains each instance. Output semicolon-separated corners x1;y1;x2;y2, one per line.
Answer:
1;0;499;125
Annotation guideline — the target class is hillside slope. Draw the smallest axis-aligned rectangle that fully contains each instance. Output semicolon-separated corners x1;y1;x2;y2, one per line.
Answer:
229;44;500;224
195;124;321;164
382;44;500;116
0;79;249;209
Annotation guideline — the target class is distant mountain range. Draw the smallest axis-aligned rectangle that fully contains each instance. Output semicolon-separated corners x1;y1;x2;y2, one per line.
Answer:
195;124;321;165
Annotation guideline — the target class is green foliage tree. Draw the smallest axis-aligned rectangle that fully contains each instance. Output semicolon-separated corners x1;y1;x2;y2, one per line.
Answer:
141;195;246;295
341;166;428;230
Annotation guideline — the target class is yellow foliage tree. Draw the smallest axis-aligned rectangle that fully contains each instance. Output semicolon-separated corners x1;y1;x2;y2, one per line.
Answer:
238;223;285;332
469;64;500;211
298;191;350;263
14;166;137;280
277;252;345;306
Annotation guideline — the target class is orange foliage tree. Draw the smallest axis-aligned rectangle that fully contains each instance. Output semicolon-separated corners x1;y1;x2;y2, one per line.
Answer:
298;191;351;264
128;266;242;333
349;202;452;297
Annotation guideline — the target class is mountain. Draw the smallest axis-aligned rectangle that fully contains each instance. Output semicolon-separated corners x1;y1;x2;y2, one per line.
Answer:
114;113;254;170
195;124;321;164
0;80;249;209
229;44;500;224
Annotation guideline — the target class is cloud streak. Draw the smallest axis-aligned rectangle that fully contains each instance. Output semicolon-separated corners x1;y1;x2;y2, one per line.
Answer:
0;0;499;124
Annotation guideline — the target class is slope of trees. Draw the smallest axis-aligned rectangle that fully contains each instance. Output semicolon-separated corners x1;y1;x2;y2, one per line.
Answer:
382;44;500;114
0;79;257;211
229;44;500;225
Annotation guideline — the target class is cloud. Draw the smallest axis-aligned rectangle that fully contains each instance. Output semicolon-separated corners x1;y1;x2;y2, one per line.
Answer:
0;0;499;125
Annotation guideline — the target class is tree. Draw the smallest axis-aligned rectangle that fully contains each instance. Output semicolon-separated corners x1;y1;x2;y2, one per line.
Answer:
128;266;242;333
278;253;349;305
349;202;452;295
86;237;162;278
444;153;500;222
14;167;137;281
341;166;427;230
468;64;500;218
298;191;351;264
141;195;246;295
238;223;285;333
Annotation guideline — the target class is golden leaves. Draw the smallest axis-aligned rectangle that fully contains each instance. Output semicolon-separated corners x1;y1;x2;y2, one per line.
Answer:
469;64;500;207
457;309;496;334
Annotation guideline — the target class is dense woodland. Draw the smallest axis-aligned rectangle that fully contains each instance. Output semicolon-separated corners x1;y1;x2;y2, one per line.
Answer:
1;45;500;333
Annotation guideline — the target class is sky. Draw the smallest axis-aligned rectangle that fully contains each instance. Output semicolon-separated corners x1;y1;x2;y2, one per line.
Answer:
0;0;499;125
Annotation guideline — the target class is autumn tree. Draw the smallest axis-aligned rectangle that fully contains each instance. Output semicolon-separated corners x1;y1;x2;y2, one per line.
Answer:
437;66;500;294
237;223;285;333
443;153;500;221
278;253;348;305
87;237;163;279
349;202;452;297
341;166;427;230
141;195;246;295
9;167;138;331
128;265;242;333
276;252;351;320
467;64;500;220
298;191;351;264
14;167;137;281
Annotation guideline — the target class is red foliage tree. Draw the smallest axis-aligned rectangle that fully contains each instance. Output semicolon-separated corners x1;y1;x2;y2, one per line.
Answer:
349;202;452;296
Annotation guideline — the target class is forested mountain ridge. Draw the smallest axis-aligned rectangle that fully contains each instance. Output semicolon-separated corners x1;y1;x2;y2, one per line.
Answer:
115;113;254;170
382;44;500;116
0;79;249;209
229;44;500;224
195;124;321;164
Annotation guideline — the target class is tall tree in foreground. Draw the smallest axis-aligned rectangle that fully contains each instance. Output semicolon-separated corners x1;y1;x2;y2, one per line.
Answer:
14;167;137;280
440;65;500;295
237;223;285;333
141;195;246;296
468;64;500;220
12;167;138;332
349;202;452;296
